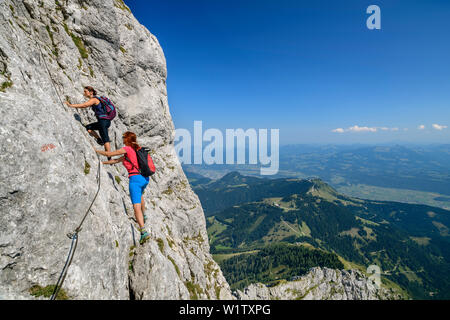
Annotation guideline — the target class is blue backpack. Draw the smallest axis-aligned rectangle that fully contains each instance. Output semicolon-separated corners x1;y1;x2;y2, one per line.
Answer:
93;96;117;120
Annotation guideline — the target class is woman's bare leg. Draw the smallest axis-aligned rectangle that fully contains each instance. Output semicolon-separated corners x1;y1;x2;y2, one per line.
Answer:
104;142;111;153
88;129;100;140
133;203;145;229
141;196;146;214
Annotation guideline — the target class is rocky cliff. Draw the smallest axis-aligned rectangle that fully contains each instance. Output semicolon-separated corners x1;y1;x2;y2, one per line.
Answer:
0;0;232;300
234;267;404;300
0;0;404;301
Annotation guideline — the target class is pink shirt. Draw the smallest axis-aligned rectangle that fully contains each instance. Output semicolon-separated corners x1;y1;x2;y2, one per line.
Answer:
123;146;140;177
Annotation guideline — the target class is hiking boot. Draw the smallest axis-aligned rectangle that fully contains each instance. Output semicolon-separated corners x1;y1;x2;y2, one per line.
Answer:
139;232;150;244
96;138;104;146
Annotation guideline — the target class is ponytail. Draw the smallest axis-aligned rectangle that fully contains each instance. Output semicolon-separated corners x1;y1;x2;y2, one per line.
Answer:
131;142;140;151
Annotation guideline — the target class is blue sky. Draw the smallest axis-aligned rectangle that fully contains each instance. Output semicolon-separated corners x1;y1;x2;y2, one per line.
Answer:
125;0;450;145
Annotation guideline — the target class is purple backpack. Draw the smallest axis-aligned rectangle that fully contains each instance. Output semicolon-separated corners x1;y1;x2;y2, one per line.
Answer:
93;96;117;121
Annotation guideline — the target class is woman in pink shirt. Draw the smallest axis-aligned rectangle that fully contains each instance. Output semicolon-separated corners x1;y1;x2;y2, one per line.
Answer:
95;131;150;244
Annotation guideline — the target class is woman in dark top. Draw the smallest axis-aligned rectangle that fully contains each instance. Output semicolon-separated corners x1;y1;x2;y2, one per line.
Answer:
65;86;111;157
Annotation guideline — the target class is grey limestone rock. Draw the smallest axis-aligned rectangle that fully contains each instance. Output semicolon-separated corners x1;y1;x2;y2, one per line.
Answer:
233;267;405;300
0;0;232;300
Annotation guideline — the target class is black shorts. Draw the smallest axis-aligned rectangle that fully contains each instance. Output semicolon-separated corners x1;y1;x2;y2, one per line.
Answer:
86;119;111;143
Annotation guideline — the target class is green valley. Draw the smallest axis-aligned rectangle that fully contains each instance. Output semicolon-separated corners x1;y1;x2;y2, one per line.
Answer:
192;172;450;299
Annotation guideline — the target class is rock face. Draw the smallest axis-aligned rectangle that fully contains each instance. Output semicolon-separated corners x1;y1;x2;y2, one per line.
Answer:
234;267;404;300
0;0;232;300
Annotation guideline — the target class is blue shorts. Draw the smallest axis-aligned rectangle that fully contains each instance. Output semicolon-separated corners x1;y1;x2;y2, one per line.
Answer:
129;175;149;204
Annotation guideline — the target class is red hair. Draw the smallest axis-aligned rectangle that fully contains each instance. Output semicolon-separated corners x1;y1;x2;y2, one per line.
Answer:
123;131;140;151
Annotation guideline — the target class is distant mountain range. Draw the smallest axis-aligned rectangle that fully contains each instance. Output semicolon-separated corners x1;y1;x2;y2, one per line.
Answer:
183;144;450;210
279;144;450;195
188;171;450;299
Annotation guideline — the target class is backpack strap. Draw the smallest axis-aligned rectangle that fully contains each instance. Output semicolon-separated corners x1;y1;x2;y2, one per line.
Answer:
124;149;141;175
93;96;101;106
94;96;107;115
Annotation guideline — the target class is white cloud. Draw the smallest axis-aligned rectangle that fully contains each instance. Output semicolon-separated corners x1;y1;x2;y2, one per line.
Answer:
332;123;448;134
348;125;378;133
432;124;448;131
332;125;400;133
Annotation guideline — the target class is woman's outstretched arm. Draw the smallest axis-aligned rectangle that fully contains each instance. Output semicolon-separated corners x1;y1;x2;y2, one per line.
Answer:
96;148;127;158
103;156;124;165
65;98;98;109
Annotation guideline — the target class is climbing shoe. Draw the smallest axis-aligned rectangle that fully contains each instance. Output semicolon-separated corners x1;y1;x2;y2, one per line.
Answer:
139;232;150;244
